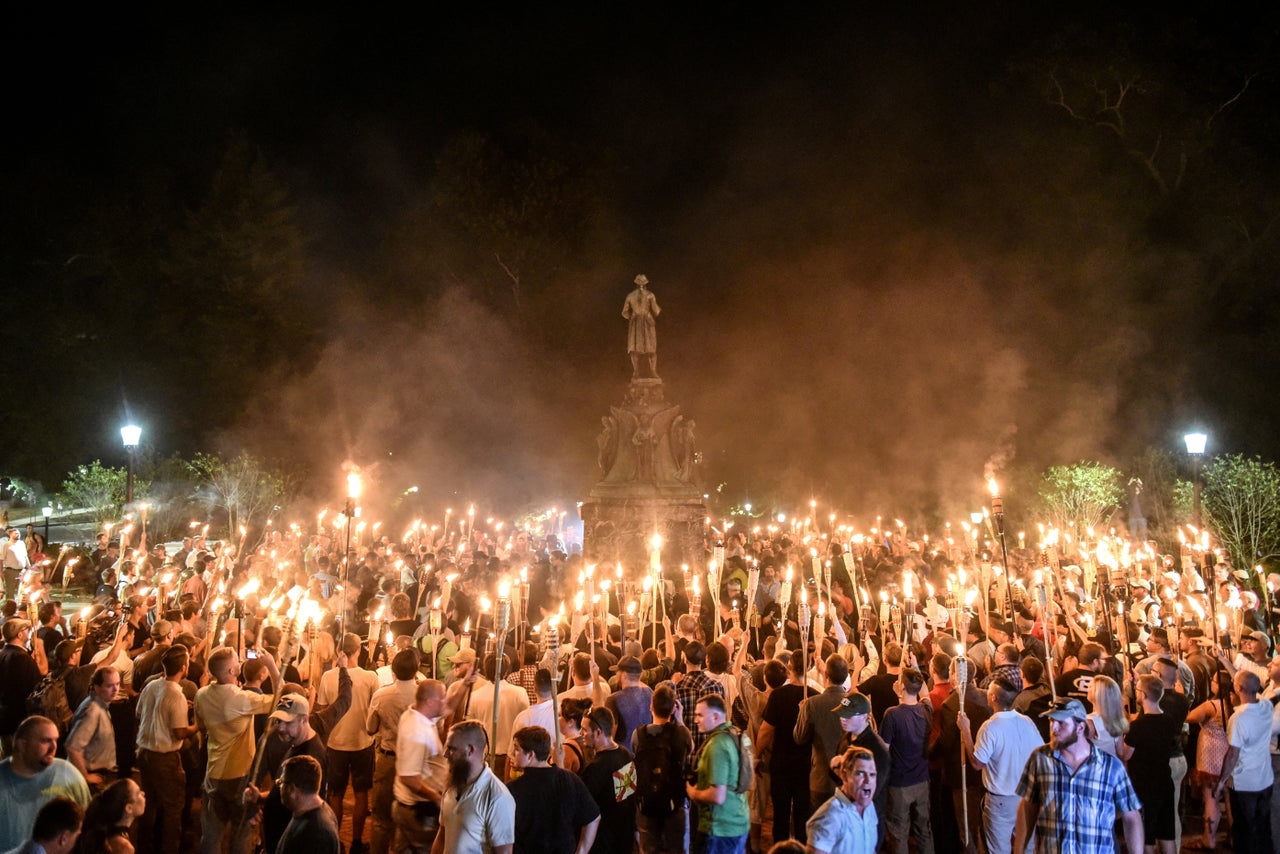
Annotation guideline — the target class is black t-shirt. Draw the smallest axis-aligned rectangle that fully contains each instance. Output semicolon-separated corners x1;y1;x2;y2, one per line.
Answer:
276;803;341;854
1158;692;1190;758
1054;669;1097;711
263;734;330;854
1124;712;1180;798
580;746;636;854
36;626;64;656
0;645;42;735
126;620;151;654
857;673;900;725
763;684;814;773
508;765;601;854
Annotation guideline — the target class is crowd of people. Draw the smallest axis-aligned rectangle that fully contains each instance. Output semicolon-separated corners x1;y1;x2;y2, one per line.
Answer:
0;517;1277;854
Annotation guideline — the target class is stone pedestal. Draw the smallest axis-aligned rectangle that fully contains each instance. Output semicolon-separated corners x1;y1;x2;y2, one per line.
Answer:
581;377;705;567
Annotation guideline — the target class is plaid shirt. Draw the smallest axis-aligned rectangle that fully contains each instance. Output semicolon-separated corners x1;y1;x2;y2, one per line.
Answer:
1016;743;1141;854
676;669;726;752
506;664;539;705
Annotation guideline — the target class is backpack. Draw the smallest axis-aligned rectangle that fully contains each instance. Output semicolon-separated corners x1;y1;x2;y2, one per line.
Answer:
633;722;686;818
27;671;72;735
707;724;754;795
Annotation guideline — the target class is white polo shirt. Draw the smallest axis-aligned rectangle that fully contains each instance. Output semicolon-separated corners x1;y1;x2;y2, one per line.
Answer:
394;707;447;805
973;709;1045;796
439;764;515;854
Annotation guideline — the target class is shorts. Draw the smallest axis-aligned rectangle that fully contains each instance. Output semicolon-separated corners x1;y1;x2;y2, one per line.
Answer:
329;745;375;793
1137;785;1175;844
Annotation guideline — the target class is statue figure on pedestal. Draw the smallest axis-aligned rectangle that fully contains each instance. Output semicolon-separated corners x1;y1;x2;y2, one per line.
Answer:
596;416;618;474
622;274;660;379
671;416;696;482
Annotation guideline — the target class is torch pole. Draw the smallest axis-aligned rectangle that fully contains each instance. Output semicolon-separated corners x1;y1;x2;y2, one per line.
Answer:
958;654;970;850
491;592;511;769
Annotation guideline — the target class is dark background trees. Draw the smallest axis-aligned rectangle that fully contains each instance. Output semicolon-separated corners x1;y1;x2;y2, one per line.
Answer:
2;7;1278;517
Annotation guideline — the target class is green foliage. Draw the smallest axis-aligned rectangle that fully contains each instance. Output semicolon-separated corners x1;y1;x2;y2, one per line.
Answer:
1037;461;1124;532
0;477;40;506
187;452;293;536
58;461;144;526
1171;479;1194;522
1202;454;1280;571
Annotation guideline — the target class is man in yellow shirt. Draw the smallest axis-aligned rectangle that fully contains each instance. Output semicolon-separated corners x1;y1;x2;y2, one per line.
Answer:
195;646;279;854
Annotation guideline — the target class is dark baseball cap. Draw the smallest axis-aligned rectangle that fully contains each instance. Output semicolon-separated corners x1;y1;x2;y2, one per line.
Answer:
834;692;872;718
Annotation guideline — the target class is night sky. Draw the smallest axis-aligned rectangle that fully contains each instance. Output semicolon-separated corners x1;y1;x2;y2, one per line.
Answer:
4;7;1279;520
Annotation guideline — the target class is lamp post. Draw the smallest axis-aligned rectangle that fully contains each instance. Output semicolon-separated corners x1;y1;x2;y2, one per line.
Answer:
1184;432;1207;529
41;505;52;544
120;424;141;504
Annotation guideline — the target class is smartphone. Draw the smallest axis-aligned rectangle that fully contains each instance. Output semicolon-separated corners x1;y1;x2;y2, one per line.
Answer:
246;649;259;659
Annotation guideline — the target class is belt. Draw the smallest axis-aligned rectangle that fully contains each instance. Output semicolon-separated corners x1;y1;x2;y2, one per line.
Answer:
378;747;396;757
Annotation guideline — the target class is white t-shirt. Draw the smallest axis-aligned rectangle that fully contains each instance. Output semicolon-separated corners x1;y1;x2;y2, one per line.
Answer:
318;665;382;751
1232;653;1269;684
136;679;189;753
394;707;447;805
1226;699;1276;792
507;699;556;755
466;677;530;757
973;709;1045;796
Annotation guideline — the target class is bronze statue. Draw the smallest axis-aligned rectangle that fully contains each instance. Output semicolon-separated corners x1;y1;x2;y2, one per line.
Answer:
622;274;660;379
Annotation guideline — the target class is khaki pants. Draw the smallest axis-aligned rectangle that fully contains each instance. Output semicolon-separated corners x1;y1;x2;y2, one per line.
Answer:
370;752;397;854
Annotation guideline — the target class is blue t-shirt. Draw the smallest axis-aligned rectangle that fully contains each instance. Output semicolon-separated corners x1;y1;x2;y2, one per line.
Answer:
606;685;653;750
0;758;91;850
880;703;930;787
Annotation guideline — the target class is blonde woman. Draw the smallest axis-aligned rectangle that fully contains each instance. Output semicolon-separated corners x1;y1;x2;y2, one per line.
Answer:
1085;674;1128;756
1184;671;1233;850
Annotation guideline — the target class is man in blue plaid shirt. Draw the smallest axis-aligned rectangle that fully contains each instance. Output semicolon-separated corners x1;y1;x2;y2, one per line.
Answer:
1014;698;1144;854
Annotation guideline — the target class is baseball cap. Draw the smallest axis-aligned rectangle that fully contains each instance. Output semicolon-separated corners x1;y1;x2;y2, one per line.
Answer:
151;620;174;641
1040;697;1087;722
834;692;873;719
270;693;310;723
1246;629;1271;650
448;647;477;666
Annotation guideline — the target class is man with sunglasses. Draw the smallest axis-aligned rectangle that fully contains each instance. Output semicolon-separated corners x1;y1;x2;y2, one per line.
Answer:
1014;697;1143;854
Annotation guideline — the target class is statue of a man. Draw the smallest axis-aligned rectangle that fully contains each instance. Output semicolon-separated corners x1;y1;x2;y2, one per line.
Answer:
622;274;660;379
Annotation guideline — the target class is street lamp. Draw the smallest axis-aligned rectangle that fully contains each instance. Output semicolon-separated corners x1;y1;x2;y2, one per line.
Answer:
121;424;141;504
1184;431;1207;528
41;505;52;544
